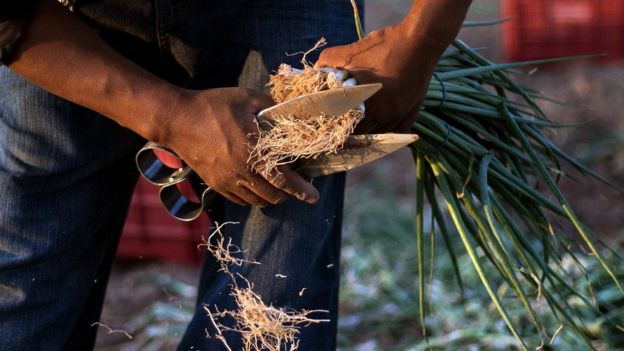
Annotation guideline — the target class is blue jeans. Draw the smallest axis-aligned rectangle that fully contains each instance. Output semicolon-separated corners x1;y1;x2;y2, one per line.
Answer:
0;0;362;350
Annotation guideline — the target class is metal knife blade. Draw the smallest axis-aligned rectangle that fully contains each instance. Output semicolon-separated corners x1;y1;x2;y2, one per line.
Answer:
294;133;418;178
258;83;383;121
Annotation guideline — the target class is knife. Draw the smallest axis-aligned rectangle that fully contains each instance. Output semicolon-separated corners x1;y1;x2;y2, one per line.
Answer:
295;134;419;178
135;83;420;221
258;83;382;122
137;84;384;186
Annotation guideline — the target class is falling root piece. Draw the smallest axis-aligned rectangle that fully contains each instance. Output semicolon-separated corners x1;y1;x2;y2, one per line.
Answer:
91;322;133;340
198;221;260;273
202;45;345;348
200;222;329;351
204;283;329;351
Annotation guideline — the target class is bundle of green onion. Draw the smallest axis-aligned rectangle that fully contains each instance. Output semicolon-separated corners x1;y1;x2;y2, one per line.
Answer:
409;38;624;350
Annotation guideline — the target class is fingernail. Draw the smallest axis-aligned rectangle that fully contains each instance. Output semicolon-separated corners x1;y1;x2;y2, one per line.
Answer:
300;192;319;204
306;196;319;205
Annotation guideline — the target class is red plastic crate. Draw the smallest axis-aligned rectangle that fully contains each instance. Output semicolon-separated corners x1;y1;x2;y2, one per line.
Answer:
117;178;212;265
502;0;624;61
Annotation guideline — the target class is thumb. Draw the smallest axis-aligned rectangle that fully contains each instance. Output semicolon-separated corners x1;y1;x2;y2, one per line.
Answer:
245;89;275;112
313;44;350;70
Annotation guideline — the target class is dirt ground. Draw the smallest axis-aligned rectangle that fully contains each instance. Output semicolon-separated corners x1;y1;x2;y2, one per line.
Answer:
95;0;624;349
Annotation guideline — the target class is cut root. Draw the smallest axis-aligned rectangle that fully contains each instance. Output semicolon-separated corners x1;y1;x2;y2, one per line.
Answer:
249;109;363;177
205;280;329;351
251;64;363;177
269;63;342;103
201;223;329;351
198;221;259;273
201;40;347;351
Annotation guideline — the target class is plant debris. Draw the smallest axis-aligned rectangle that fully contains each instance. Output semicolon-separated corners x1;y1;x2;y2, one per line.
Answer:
91;322;133;340
198;221;259;273
249;60;363;177
205;280;328;351
200;223;328;351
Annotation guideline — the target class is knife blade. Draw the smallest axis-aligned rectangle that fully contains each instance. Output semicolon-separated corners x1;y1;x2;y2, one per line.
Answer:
258;83;383;122
294;133;418;178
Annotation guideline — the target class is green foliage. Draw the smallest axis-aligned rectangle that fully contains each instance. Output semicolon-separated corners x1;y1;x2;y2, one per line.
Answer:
339;177;624;351
403;38;624;349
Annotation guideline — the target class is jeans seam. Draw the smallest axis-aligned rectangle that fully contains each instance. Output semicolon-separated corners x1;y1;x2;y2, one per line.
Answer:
154;0;171;62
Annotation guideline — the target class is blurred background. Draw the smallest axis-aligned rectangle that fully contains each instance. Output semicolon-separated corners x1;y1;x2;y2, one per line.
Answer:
95;1;624;350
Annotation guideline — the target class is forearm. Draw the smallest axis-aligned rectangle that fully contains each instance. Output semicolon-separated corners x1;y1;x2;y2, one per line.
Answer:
401;0;472;53
6;0;177;142
391;0;472;97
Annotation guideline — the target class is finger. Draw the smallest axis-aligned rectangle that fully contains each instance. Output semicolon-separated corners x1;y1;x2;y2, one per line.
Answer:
394;118;418;132
236;178;285;206
354;118;376;134
228;179;276;207
240;187;272;208
265;166;320;204
355;110;387;133
222;187;270;207
248;161;319;204
221;191;249;206
249;91;275;110
391;106;420;132
355;97;389;134
242;89;276;113
314;45;349;70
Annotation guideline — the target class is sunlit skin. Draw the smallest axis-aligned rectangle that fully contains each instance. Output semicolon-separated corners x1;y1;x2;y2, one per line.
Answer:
7;0;471;206
316;1;472;133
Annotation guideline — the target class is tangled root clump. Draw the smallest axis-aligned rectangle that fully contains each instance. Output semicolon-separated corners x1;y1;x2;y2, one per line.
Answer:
249;109;363;177
251;64;363;177
201;223;330;351
269;64;343;103
206;282;329;351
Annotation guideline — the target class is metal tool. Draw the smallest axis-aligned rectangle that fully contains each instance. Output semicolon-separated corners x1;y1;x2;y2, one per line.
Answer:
136;142;190;186
136;84;418;221
295;134;418;178
135;143;215;221
258;83;382;122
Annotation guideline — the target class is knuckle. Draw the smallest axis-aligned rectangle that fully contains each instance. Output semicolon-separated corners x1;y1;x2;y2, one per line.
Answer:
318;49;330;60
209;179;226;192
317;48;339;66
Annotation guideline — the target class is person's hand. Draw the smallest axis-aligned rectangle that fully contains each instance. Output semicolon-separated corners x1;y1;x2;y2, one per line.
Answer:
156;87;320;207
315;22;446;133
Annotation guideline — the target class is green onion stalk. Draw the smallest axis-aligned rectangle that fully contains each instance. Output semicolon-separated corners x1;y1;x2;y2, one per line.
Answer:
349;4;624;350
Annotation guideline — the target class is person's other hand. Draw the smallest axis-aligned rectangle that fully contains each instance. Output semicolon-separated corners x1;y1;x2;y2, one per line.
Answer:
157;87;319;207
315;22;445;133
